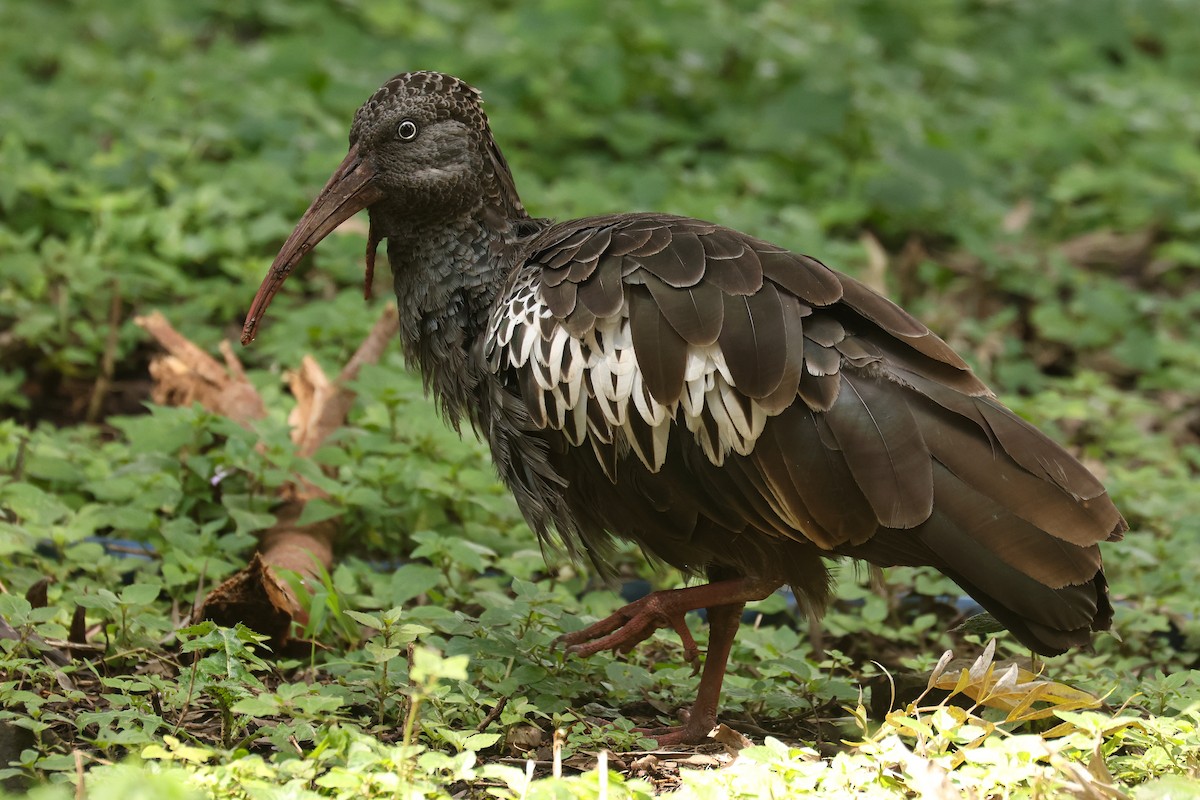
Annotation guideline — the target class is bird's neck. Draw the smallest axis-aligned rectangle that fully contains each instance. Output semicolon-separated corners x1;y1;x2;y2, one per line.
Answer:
386;210;523;427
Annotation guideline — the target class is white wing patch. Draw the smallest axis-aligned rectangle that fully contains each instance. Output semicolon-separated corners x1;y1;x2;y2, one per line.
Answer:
485;276;780;475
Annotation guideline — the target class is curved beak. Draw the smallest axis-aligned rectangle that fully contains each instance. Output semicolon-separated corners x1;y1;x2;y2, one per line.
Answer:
241;144;385;344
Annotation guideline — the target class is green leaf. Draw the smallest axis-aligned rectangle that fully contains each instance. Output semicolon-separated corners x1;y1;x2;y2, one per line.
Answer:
461;732;501;752
296;498;343;526
76;590;120;613
387;564;444;606
0;594;32;624
229;695;280;717
227;507;277;536
344;609;383;629
0;482;70;525
364;643;402;663
119;583;161;606
410;646;469;685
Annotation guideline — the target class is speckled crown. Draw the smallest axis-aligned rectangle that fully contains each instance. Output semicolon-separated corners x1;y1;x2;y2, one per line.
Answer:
350;71;487;144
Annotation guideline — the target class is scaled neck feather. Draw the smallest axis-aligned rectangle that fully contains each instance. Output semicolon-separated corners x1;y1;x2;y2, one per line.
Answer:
385;204;543;429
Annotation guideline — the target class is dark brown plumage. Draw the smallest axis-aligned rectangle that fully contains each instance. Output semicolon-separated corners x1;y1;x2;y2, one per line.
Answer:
243;72;1126;745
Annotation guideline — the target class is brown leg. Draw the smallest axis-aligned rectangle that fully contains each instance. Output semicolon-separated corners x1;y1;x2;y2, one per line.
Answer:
556;576;780;745
643;600;746;745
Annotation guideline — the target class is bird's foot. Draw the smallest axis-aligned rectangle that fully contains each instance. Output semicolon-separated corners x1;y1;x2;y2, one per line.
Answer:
555;589;702;667
636;715;718;747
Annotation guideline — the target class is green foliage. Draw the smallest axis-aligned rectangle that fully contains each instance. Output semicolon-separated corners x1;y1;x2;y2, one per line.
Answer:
2;0;1199;797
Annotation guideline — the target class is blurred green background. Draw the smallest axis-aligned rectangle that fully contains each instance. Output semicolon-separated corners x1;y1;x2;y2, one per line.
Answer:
1;0;1199;790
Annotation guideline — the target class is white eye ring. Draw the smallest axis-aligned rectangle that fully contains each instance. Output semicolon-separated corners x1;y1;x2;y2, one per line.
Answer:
397;120;418;141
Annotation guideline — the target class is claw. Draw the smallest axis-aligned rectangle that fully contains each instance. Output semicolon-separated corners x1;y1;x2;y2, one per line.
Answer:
556;590;700;661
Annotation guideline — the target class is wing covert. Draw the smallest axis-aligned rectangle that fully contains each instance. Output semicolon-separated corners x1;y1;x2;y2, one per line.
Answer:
482;212;1121;556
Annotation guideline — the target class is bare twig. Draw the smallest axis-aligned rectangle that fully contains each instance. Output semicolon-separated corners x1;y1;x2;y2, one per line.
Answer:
288;307;398;460
134;311;266;423
476;695;509;733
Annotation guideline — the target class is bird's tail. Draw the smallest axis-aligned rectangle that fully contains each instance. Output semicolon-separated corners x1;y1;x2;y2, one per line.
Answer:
841;464;1119;654
839;375;1125;655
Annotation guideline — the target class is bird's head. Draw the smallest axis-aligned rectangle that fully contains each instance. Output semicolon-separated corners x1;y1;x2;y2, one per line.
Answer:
241;71;524;344
349;71;501;225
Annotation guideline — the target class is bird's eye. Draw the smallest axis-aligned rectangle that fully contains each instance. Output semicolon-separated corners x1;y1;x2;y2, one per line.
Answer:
397;120;419;141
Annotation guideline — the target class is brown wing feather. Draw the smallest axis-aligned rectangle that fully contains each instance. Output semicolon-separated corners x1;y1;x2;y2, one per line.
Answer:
607;226;655;256
837;275;972;371
757;292;806;414
975;400;1110;503
890;368;1124;540
823;374;934;529
643;272;724;346
798;370;840;412
627;224;673;257
716;284;789;399
577;253;625;318
752;404;879;548
570;225;613;267
635;231;706;287
627;286;688;405
702;233;763;295
759;250;844;306
545;229;594;268
539;279;577;317
562;303;596;338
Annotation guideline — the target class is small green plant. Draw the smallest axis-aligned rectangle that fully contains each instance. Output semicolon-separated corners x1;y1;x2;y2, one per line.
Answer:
173;623;271;749
397;646;470;782
343;607;431;728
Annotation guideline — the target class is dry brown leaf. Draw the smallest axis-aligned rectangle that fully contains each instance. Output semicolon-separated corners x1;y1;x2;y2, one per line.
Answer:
195;545;325;645
506;725;545;755
139;309;398;644
711;723;752;754
1057;228;1155;270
